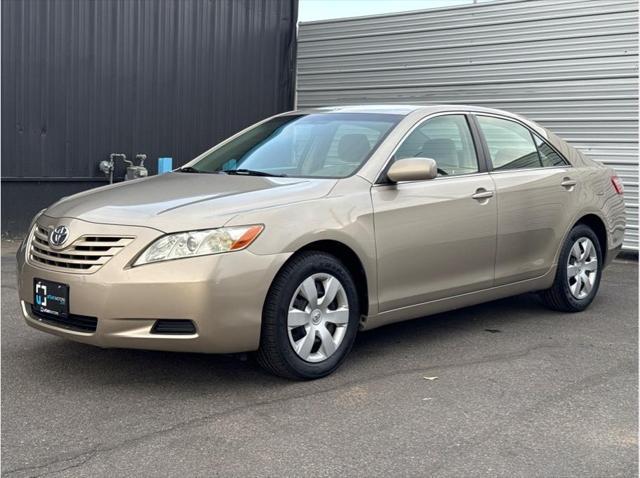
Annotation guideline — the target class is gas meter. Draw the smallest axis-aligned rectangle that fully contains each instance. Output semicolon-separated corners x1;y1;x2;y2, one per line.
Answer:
99;153;149;184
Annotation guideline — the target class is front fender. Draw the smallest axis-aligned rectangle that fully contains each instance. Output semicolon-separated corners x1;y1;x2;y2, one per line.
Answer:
226;179;378;315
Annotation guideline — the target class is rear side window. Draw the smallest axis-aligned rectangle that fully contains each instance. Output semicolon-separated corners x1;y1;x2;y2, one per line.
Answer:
395;114;479;176
477;115;568;170
476;116;540;170
534;134;567;167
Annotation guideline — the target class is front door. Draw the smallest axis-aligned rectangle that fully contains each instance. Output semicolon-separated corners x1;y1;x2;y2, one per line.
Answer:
371;114;497;312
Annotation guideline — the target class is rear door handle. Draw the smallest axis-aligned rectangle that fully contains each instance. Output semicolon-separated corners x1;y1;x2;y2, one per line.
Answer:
471;189;494;200
561;178;577;189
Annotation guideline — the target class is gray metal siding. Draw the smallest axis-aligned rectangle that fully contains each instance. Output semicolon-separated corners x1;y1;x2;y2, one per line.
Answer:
297;0;638;250
1;0;297;234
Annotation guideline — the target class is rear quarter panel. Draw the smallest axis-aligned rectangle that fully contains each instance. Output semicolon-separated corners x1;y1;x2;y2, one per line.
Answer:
566;163;626;265
533;123;625;266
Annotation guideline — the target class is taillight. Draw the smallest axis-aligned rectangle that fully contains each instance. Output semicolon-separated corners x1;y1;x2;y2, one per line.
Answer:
611;176;624;195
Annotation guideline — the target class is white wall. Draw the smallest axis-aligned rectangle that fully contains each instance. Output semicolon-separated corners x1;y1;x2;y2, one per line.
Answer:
297;0;639;250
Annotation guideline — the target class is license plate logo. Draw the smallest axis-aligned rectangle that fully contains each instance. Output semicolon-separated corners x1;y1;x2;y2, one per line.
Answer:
34;279;69;317
34;281;48;307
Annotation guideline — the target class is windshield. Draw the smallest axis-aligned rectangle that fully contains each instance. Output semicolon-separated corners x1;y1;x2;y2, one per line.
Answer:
189;113;402;178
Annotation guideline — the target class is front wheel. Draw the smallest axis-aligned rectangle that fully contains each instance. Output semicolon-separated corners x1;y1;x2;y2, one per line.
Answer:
257;251;360;380
539;224;602;312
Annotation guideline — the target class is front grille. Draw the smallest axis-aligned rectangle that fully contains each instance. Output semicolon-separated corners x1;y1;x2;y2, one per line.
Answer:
29;225;134;273
30;305;98;332
151;319;197;335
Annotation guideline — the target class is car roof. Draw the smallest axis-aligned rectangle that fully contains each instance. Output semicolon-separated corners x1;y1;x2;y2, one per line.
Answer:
290;104;516;117
287;103;546;138
302;104;424;115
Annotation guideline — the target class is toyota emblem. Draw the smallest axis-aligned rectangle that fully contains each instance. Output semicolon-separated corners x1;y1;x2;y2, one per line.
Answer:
49;225;70;247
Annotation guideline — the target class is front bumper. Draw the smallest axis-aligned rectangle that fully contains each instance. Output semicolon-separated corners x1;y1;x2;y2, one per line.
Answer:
17;217;290;353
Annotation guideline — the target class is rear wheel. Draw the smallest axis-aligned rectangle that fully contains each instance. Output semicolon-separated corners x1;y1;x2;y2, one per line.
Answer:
539;224;602;312
257;251;360;380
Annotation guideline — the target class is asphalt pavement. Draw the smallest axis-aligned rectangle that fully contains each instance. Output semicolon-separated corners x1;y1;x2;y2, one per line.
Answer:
1;243;637;477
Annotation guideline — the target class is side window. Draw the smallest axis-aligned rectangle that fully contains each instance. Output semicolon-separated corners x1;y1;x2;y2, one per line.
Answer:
534;134;568;167
395;115;479;176
476;116;541;170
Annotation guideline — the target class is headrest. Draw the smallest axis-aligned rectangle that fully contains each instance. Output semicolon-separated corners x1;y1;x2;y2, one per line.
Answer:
421;138;457;163
338;134;371;162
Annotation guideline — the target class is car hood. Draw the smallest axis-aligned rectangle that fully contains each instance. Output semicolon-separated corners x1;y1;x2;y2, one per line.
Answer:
44;173;338;232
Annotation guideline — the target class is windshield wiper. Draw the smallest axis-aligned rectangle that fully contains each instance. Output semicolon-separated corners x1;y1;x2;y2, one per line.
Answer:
225;169;287;177
177;166;202;173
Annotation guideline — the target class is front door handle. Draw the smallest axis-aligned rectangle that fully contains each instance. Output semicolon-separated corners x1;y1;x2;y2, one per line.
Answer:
561;178;577;189
471;188;494;200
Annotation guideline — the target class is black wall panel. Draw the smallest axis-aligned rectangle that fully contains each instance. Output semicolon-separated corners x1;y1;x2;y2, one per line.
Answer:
1;0;298;235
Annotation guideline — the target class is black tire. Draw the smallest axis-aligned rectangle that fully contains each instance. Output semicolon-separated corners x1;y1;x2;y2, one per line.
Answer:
257;251;360;380
539;224;603;312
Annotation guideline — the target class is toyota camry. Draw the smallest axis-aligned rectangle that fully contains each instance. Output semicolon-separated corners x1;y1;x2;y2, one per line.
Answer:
16;105;626;379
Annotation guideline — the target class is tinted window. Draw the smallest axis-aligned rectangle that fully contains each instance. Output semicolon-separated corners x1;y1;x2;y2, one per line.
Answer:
477;116;541;170
192;113;401;178
396;115;478;176
534;134;567;167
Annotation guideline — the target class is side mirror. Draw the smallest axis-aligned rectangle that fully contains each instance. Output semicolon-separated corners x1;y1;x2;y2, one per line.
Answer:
386;157;438;183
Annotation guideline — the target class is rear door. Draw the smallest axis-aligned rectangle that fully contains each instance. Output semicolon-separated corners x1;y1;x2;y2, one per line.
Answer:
473;114;578;285
371;113;497;312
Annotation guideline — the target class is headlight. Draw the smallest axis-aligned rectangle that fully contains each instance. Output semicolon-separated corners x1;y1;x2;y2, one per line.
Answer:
133;225;264;266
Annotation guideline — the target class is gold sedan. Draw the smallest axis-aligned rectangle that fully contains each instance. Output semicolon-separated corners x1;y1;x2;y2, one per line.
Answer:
17;105;626;379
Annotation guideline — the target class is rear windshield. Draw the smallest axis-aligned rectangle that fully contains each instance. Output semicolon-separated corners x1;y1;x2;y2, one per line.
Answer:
190;113;402;178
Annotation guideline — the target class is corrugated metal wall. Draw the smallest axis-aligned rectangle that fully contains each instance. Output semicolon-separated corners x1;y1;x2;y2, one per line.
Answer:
296;0;639;250
1;0;297;235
